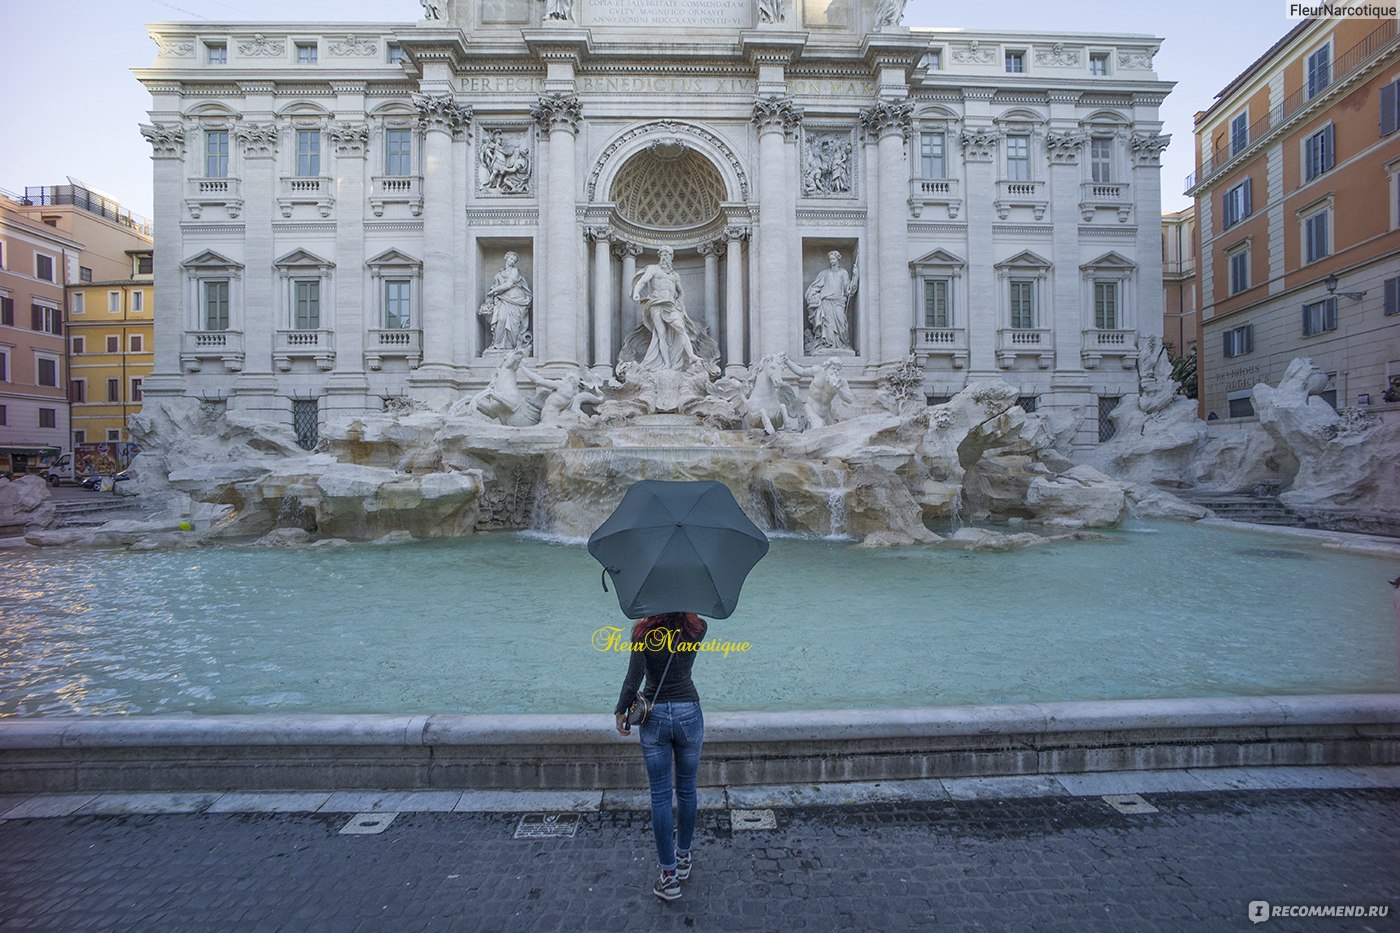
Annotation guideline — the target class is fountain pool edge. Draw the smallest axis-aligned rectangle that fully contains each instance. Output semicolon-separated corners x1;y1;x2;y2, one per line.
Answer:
1;694;1396;793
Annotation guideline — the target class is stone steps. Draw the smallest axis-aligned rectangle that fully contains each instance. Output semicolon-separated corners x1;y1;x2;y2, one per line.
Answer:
1178;492;1307;527
53;499;143;527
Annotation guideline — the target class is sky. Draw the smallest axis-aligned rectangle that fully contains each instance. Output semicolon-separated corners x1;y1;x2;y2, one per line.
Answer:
0;0;1294;219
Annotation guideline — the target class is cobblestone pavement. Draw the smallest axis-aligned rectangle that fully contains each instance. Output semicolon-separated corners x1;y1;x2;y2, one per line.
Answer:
1;788;1397;932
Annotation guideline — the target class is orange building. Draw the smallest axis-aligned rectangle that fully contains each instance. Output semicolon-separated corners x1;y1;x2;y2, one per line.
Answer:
1187;17;1399;419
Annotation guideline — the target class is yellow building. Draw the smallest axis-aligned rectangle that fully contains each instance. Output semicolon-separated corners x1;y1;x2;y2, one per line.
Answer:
65;249;154;445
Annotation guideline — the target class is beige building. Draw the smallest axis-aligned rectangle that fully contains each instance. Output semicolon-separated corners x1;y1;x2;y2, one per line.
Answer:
67;249;155;446
1161;205;1197;360
1187;17;1400;419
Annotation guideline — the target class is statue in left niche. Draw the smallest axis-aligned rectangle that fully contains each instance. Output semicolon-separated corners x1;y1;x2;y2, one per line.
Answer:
545;0;575;22
478;252;533;352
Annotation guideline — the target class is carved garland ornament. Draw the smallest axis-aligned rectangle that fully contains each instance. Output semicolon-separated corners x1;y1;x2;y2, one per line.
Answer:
859;100;914;140
532;94;582;133
238;34;285;57
151;34;194;58
328;35;378;57
952;41;995;65
1035;43;1081;67
414;93;472;135
140;123;186;158
1119;49;1157;70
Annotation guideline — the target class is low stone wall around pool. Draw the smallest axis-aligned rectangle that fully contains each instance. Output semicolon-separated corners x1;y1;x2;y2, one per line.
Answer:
0;695;1397;793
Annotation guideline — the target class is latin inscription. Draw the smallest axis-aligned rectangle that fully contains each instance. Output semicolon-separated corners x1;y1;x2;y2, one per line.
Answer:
460;75;874;98
584;0;751;28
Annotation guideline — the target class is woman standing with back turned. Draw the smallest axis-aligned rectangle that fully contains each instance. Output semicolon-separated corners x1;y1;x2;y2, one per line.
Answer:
614;611;708;901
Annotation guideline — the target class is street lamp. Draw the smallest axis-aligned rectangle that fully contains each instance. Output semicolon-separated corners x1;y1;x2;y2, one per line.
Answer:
1324;273;1366;301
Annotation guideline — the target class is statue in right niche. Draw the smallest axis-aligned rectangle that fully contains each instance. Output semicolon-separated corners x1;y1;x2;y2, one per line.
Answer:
804;250;859;355
479;252;533;352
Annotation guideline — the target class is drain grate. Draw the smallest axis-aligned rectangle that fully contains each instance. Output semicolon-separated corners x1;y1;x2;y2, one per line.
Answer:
730;808;777;831
1102;794;1159;814
514;812;581;839
340;812;398;835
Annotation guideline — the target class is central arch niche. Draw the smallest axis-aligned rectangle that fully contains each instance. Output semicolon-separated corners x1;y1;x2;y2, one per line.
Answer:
609;142;727;244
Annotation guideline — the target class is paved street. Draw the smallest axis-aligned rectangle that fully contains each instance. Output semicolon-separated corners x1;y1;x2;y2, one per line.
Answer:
2;784;1397;932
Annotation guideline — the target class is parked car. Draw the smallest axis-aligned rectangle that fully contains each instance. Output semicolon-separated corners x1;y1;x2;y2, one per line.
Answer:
80;470;131;491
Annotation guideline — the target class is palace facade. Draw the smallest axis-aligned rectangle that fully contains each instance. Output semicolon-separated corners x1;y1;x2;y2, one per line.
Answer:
136;0;1172;449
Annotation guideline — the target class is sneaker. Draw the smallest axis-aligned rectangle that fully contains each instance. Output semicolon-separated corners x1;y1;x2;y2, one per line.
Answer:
653;870;681;902
675;852;692;881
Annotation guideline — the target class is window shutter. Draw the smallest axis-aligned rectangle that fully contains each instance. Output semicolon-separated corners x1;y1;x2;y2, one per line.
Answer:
1325;298;1337;332
1302;305;1311;336
1244;325;1253;354
1381;81;1398;136
1322;124;1334;172
0;296;12;326
53;315;62;336
1385;277;1399;315
1243;178;1252;216
31;305;41;330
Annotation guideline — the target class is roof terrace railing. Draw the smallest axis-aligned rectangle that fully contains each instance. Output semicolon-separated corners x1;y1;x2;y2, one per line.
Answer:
1184;18;1396;194
21;184;153;237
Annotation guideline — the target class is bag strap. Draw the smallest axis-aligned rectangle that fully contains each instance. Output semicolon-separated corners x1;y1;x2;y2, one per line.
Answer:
642;623;679;702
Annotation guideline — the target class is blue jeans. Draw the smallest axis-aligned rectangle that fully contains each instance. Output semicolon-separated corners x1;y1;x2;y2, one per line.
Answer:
638;701;704;871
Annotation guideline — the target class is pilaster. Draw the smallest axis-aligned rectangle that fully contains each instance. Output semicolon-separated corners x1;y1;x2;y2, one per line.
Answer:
139;122;187;395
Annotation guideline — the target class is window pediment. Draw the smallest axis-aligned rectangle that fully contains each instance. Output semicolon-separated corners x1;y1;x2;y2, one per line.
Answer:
995;249;1052;271
274;248;335;270
911;248;966;270
1080;251;1136;272
365;248;421;269
182;249;244;271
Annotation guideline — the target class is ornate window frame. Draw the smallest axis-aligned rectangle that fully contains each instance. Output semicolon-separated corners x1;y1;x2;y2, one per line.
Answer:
364;248;423;370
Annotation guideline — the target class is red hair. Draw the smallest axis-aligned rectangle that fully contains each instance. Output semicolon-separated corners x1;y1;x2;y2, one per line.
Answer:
632;612;706;643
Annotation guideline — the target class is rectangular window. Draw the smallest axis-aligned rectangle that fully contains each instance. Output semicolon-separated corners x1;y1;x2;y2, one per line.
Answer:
1304;209;1330;263
923;49;942;71
1227;392;1255;418
387;43;407;64
385;128;412;176
204;280;230;330
39;408;56;429
79;266;92;283
919;132;945;179
206;130;229;178
296;42;318;64
0;295;11;326
32;305;61;335
137;255;153;275
1230;111;1249;156
1005;51;1024;73
106;429;121;442
37;356;58;387
71;336;85;354
1383;79;1399;136
384;279;411;329
1302;297;1337;336
35;254;54;282
108;291;120;313
69;379;85;403
0;405;6;426
131;378;143;402
132;291;143;312
72;293;85;314
106;335;119;353
1303;125;1334;181
0;349;8;381
71;429;83;444
1222;179;1251;229
106;378;120;402
922;279;951;328
1006;135;1030;181
1306;44;1331;99
1016;395;1039;413
1385;276;1400;315
1229;248;1250;295
1089;52;1109;76
294;280;321;330
1010;279;1035;329
1097;396;1120;443
1093;281;1118;329
1223;324;1253;358
206;42;227;65
129;334;144;352
1090;138;1112;184
296;130;321;177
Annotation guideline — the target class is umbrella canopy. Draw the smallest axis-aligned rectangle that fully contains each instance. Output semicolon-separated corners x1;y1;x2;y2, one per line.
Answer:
587;480;770;620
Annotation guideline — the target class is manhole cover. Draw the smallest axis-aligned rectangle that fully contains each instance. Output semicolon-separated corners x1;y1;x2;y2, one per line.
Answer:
340;812;398;835
514;812;581;839
730;808;777;831
1102;794;1158;814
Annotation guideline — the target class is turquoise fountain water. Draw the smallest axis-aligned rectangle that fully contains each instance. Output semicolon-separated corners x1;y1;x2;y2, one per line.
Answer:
0;521;1395;717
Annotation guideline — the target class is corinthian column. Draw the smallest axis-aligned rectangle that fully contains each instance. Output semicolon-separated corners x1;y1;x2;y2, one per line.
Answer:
699;239;722;348
413;93;471;377
752;96;803;360
586;226;614;368
139;123;186;393
723;226;748;372
860;99;914;365
533;93;583;366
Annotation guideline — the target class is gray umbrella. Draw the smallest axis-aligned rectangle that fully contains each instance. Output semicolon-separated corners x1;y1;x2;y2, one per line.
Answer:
587;480;770;620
